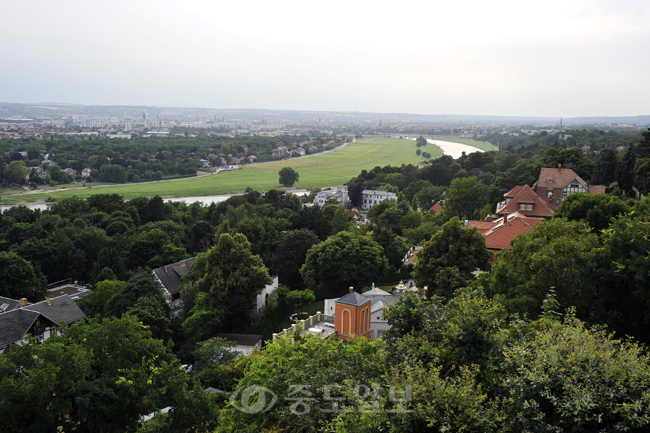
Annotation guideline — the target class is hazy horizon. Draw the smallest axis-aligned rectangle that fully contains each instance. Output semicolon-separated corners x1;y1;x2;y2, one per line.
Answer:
2;0;649;118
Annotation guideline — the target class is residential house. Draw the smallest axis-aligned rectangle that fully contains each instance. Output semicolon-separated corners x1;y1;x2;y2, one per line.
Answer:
428;200;444;214
345;208;366;223
0;295;87;352
81;168;91;178
467;211;543;260
531;165;606;210
63;168;77;178
495;184;555;219
314;186;349;208
153;257;197;302
153;258;277;312
324;285;404;340
361;190;397;210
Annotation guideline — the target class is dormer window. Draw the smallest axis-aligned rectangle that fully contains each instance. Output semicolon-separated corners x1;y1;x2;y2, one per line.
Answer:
519;204;533;211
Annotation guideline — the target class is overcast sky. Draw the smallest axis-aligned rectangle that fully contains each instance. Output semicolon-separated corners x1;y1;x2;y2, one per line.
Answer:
1;0;649;117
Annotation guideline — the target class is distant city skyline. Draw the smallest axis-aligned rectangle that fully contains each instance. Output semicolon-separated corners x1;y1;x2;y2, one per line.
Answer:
2;0;649;118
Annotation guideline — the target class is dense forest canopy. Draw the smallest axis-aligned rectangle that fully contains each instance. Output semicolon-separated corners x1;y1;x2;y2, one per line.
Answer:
2;128;650;431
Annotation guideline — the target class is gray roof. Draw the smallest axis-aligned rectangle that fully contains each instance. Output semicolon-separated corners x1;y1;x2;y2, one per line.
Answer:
153;257;196;296
0;309;39;350
336;291;371;307
25;295;87;326
364;287;391;296
0;295;86;351
364;294;402;307
0;296;21;313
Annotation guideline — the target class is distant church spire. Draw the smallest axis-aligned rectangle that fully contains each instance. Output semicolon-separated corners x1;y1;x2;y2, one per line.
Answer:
379;118;382;127
560;118;563;130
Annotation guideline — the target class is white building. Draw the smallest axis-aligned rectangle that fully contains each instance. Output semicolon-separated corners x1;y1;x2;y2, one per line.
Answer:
257;275;279;312
361;190;397;210
314;185;349;208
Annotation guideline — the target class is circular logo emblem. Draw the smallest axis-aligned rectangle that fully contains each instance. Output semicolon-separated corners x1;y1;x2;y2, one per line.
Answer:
229;385;278;414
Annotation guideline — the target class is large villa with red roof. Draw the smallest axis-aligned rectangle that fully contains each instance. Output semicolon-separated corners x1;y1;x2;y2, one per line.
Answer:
469;165;605;259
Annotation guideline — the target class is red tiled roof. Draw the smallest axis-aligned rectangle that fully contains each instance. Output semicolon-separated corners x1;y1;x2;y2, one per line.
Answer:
497;184;554;219
532;167;586;191
484;216;540;250
589;185;606;194
467;220;497;235
504;185;526;198
428;200;443;214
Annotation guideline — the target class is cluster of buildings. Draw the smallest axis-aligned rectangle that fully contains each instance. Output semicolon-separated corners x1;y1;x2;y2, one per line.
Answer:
274;281;417;342
313;185;398;211
449;165;605;259
0;113;335;139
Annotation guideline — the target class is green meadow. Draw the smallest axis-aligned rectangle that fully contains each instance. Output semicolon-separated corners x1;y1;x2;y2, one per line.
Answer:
1;137;463;204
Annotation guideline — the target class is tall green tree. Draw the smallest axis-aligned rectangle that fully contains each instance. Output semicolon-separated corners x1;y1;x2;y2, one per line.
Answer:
484;219;599;320
301;231;388;297
444;176;490;219
104;270;168;318
414;217;492;298
3;160;29;184
617;144;637;192
553;192;630;233
0;251;45;301
0;316;216;433
196;233;272;331
275;229;320;289
591;147;619;186
278;167;299;187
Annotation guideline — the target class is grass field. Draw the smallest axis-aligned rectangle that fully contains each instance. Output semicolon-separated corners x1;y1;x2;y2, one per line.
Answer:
436;137;497;152
2;136;490;205
2;138;447;204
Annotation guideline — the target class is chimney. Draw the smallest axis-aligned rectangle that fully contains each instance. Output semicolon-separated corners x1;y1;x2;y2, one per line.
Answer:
349;287;354;294
180;260;186;266
558;163;562;172
20;298;28;307
46;297;51;305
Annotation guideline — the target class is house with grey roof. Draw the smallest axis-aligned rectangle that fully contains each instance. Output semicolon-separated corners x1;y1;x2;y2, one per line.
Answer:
153;257;197;302
153;257;278;312
324;284;404;340
0;295;87;352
